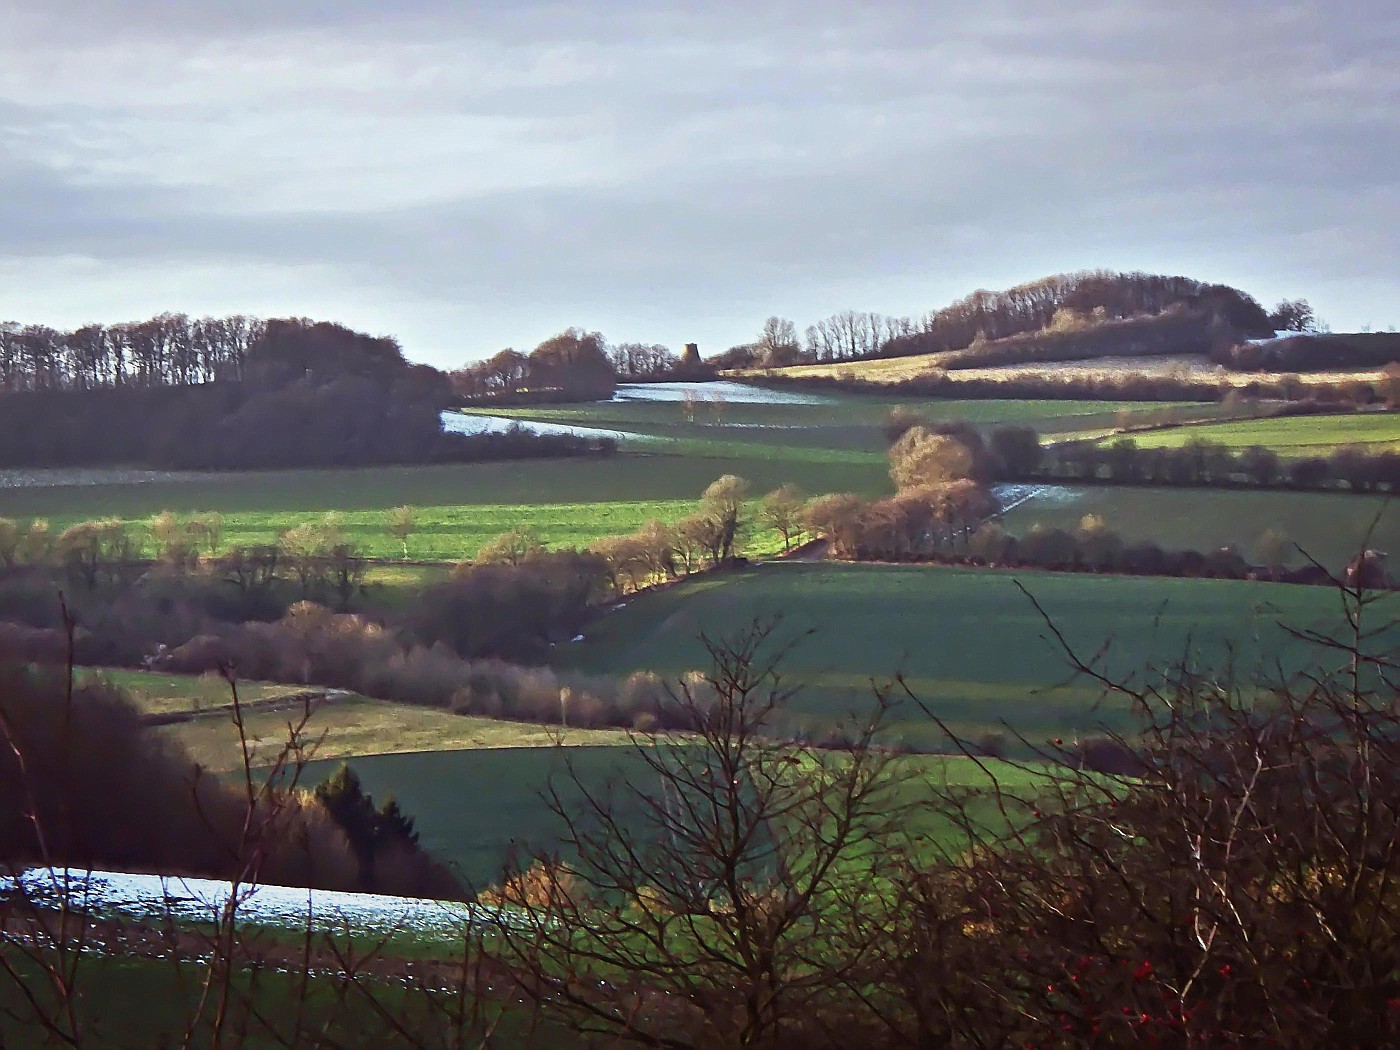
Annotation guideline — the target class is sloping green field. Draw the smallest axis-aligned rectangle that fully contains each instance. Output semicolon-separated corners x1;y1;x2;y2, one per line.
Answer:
297;745;1046;888
556;563;1356;748
1118;412;1400;454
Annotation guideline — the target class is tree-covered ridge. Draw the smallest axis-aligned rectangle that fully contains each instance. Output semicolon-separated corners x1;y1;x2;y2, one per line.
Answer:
0;315;425;393
714;270;1288;370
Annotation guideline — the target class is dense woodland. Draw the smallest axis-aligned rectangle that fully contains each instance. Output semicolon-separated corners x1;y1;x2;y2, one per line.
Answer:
0;317;613;469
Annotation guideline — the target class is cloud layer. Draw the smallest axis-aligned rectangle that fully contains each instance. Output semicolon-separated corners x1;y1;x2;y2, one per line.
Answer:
2;0;1397;365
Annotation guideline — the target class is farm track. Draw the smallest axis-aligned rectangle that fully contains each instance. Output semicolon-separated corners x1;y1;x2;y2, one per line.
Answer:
137;689;337;727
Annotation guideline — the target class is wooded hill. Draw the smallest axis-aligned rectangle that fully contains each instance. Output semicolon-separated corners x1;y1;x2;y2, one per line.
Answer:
712;270;1308;372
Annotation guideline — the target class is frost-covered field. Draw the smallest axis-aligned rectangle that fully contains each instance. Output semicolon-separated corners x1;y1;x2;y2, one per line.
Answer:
5;867;505;939
613;380;831;404
991;483;1083;515
441;411;645;442
0;468;226;490
445;381;830;441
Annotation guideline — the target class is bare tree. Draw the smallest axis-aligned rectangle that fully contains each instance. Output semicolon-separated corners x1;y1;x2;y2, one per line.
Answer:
756;317;802;368
877;572;1400;1047
489;622;913;1048
475;526;547;567
698;475;749;564
387;504;418;560
759;485;805;552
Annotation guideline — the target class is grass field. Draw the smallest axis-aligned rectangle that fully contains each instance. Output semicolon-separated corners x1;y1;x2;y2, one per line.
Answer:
297;745;1043;888
1003;485;1400;569
462;395;1209;440
555;562;1356;749
0;391;1221;562
0;954;559;1048
1109;411;1400;455
87;668;632;773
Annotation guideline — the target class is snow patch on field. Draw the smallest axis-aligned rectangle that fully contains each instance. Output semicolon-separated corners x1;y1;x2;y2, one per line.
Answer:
5;867;510;937
992;484;1084;515
0;468;226;490
613;381;831;405
441;411;645;442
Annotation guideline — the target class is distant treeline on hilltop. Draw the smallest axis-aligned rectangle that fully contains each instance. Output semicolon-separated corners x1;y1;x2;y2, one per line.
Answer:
448;329;714;402
0;317;612;470
708;271;1324;371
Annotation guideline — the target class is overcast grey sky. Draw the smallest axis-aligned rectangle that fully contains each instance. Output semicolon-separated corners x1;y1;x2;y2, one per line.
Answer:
1;1;1396;367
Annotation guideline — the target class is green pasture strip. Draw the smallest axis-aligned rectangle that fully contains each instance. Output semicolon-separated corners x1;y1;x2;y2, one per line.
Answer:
1112;411;1400;454
1002;485;1400;571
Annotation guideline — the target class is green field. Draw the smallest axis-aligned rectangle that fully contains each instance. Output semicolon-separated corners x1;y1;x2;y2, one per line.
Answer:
0;459;792;561
466;395;1215;443
0;393;1219;562
0;954;559;1049
555;562;1356;748
1003;485;1400;570
298;745;1045;889
1114;411;1400;455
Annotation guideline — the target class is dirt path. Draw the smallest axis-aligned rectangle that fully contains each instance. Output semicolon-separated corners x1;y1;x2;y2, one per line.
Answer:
138;689;340;727
767;538;830;562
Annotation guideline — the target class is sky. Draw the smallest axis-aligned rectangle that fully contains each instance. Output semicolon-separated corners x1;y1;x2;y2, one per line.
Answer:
1;0;1397;368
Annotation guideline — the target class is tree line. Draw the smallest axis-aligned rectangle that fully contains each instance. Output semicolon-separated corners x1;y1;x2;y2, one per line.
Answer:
710;270;1295;370
790;415;1383;585
0;313;264;391
744;356;1397;404
1213;331;1400;372
0;317;615;469
1043;433;1400;493
0;313;420;393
